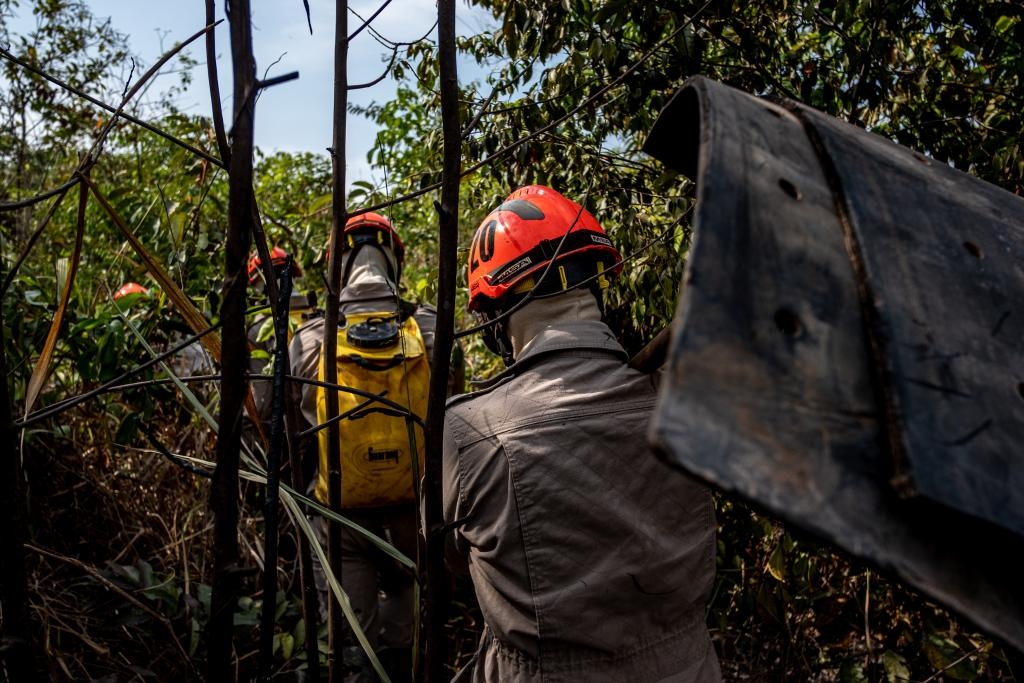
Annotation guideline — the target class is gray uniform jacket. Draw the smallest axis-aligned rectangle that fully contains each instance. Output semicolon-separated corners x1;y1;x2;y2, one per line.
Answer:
443;320;721;682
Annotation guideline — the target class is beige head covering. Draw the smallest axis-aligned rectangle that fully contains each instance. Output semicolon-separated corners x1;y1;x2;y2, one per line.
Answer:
507;288;602;360
339;245;399;303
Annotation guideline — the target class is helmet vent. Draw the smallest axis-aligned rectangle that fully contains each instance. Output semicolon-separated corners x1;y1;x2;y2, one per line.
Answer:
497;199;545;220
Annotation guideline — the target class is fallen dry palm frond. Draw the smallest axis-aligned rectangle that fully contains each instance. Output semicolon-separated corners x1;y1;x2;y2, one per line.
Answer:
23;181;88;416
84;176;268;444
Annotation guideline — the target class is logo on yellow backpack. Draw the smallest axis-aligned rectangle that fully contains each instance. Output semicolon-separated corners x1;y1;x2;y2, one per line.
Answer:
315;310;430;508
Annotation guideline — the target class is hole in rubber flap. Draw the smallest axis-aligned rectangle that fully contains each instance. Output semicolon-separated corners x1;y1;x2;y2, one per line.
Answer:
774;308;802;338
963;241;983;259
778;178;801;200
1017;381;1024;402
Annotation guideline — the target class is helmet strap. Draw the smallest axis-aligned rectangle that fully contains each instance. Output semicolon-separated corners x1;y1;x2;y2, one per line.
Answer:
478;308;515;367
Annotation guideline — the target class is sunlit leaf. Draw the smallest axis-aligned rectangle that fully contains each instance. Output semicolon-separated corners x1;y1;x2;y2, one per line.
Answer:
766;542;786;582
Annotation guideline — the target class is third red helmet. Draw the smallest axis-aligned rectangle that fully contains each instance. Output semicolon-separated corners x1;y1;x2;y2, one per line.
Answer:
467;185;622;311
114;282;150;300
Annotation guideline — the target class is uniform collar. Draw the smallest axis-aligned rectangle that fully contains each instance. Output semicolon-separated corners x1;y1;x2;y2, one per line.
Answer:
471;319;627;391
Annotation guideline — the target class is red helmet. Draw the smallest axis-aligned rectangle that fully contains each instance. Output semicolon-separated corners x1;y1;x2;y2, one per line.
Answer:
248;246;302;285
329;212;405;285
113;282;150;300
467;185;622;311
338;212;405;267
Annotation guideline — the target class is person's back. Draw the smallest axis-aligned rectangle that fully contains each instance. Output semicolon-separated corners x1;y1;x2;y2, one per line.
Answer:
443;185;720;682
287;213;444;682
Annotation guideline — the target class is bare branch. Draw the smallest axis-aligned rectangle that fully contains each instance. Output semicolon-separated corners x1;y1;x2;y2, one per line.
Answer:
423;0;460;677
348;0;394;42
0;24;225;169
349;49;398;90
206;0;231;164
0;177;79;211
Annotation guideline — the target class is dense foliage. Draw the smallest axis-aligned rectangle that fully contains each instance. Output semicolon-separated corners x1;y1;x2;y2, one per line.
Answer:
1;0;1021;680
342;0;1024;679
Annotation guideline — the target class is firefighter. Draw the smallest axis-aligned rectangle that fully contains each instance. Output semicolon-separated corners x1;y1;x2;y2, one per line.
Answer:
113;281;214;382
443;185;721;682
288;212;437;681
246;246;311;425
113;282;150;301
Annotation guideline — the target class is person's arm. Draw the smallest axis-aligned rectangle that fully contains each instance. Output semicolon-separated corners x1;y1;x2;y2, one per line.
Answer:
414;304;465;397
287;318;324;430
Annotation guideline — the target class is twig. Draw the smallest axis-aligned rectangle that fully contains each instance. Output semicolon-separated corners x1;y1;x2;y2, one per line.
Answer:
863;570;873;664
0;181;75;297
919;644;985;683
356;0;717;218
0;31;225;169
26;543;197;672
142;425;214;479
206;1;231;164
349;4;435;49
257;258;293;678
0;177;79;211
350;49;398;90
348;0;394;42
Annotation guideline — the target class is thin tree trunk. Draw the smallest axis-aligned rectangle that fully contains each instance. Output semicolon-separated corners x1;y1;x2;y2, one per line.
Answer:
207;0;256;679
288;406;323;678
324;2;349;680
258;263;293;680
423;0;460;680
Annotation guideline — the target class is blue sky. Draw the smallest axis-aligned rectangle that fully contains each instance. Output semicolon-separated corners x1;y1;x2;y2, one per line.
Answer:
14;0;493;185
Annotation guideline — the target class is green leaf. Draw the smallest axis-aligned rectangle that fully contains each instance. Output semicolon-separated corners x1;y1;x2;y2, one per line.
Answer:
280;633;295;660
993;15;1014;34
882;650;911;682
115;412;140;444
766;542;786;582
234;610;259;627
923;635;978;680
255;315;275;344
839;659;868;683
109;562;141;586
755;582;782;624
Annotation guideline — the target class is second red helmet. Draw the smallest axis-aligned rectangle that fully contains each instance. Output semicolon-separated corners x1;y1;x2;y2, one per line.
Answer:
467;185;622;311
248;246;303;285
